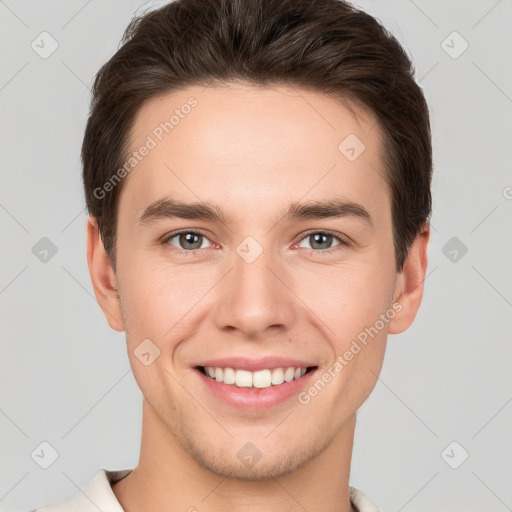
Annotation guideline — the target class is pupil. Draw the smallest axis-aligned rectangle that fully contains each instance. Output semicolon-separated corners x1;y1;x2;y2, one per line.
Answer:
312;233;331;250
181;232;201;249
178;233;332;251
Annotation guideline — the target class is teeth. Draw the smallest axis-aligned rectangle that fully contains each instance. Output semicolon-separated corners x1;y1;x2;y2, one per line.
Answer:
253;369;272;388
235;369;252;388
284;367;295;382
223;367;236;385
202;366;310;389
271;367;284;385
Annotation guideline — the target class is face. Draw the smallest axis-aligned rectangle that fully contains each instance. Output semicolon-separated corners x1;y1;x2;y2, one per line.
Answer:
88;84;427;480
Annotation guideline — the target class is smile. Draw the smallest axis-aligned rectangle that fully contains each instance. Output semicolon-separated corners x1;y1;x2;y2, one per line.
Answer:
198;365;316;389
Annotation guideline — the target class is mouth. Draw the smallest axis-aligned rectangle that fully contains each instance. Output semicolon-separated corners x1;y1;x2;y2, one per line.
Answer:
196;365;317;389
193;363;318;410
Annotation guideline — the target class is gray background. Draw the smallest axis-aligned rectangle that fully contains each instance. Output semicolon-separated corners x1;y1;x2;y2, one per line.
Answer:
1;0;511;511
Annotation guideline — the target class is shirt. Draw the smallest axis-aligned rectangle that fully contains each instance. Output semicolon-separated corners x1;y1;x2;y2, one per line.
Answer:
32;469;383;512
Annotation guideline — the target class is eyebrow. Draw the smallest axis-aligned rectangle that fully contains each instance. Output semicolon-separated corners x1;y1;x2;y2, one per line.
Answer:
137;196;373;227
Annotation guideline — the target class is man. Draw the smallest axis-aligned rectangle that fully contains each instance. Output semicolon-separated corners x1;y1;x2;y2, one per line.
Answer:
34;0;431;510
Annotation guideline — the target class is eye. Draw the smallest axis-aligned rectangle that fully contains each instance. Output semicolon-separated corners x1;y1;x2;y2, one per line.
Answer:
296;230;348;253
161;229;349;255
162;230;213;252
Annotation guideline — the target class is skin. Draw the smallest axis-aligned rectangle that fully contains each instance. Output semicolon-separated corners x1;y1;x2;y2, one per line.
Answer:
87;84;429;512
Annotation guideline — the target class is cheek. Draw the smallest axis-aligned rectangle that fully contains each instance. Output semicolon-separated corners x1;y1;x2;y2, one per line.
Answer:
119;259;217;343
294;261;395;339
305;267;392;409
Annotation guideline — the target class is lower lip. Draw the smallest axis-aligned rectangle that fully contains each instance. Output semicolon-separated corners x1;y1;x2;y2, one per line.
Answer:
195;367;317;410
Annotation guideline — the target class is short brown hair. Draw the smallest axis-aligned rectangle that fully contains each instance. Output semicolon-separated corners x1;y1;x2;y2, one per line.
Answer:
82;0;432;272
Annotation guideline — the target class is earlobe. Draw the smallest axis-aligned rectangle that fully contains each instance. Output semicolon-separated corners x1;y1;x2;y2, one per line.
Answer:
86;215;125;332
388;225;430;335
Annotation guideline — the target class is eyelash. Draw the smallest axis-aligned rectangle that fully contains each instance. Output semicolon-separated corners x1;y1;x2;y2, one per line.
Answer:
160;228;350;256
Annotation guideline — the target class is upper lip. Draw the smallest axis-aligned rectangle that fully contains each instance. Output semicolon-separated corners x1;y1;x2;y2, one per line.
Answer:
195;357;317;372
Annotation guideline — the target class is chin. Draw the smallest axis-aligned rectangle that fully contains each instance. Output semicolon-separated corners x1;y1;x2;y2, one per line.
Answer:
184;432;328;481
195;453;303;481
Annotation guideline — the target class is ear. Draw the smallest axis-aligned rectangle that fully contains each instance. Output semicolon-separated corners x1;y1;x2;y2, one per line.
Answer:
388;224;430;335
86;215;125;332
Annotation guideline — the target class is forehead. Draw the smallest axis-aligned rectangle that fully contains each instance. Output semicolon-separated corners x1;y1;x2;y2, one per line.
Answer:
119;84;388;221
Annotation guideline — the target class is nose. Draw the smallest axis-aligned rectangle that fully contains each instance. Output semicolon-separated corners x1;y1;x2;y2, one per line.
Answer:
213;245;296;340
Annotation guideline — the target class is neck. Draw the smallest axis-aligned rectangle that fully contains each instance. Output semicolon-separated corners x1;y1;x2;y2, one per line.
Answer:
112;399;357;512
